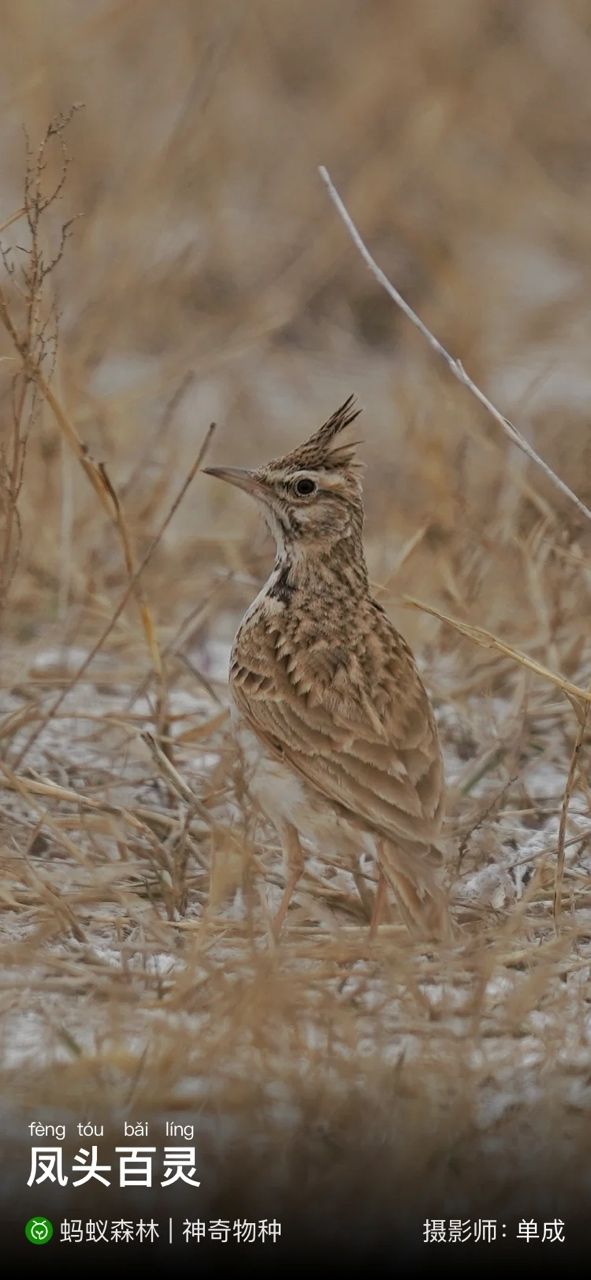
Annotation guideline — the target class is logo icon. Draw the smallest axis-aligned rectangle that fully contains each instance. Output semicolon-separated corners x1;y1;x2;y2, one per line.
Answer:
25;1217;54;1245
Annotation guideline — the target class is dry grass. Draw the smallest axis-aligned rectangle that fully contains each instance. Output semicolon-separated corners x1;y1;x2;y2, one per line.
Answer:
1;0;591;1251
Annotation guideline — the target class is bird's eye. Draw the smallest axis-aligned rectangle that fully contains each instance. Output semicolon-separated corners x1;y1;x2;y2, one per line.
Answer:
293;476;317;497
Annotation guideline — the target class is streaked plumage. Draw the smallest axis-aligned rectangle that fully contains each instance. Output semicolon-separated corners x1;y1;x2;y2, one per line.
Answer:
205;397;450;938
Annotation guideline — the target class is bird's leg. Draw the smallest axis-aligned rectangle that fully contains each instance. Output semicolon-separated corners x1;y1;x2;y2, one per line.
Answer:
273;821;304;938
369;868;387;939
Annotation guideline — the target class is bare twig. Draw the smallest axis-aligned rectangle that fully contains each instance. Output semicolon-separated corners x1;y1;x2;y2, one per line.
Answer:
0;110;82;618
402;594;591;706
143;729;210;815
319;166;591;526
0;207;26;235
0;299;164;675
554;703;589;927
10;423;216;770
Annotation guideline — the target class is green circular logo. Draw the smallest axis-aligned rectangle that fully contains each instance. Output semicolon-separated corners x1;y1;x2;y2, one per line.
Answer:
25;1217;54;1245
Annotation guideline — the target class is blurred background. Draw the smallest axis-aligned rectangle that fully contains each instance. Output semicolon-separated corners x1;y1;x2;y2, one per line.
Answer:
2;0;591;656
2;1;591;1248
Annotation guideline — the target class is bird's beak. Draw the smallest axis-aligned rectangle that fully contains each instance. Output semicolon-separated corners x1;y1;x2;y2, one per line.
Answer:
203;466;267;500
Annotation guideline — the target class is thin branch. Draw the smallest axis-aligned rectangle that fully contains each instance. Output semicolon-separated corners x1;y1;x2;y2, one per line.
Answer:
318;165;591;526
0;109;82;619
554;704;589;927
10;423;216;771
0;292;162;674
0;206;26;235
402;594;591;707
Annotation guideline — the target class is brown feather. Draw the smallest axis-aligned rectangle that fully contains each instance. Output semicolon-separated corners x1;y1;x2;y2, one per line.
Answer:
208;398;449;938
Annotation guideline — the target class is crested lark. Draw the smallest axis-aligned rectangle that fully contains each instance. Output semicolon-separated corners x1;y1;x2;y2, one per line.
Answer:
205;397;449;939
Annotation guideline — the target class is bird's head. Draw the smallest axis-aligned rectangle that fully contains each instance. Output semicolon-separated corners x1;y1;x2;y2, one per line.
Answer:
204;396;364;555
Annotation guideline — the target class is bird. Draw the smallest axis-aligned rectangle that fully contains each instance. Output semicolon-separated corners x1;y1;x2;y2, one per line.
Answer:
204;396;450;940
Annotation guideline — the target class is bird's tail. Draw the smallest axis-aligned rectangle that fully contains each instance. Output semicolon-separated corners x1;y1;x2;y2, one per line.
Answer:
378;838;453;942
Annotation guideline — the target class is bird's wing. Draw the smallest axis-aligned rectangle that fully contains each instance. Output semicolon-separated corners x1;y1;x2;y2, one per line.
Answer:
230;604;443;851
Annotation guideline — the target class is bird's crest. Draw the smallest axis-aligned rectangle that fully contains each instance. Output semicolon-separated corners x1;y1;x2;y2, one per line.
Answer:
268;395;363;473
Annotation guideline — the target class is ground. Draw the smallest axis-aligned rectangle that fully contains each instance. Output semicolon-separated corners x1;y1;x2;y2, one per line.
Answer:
1;0;591;1255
